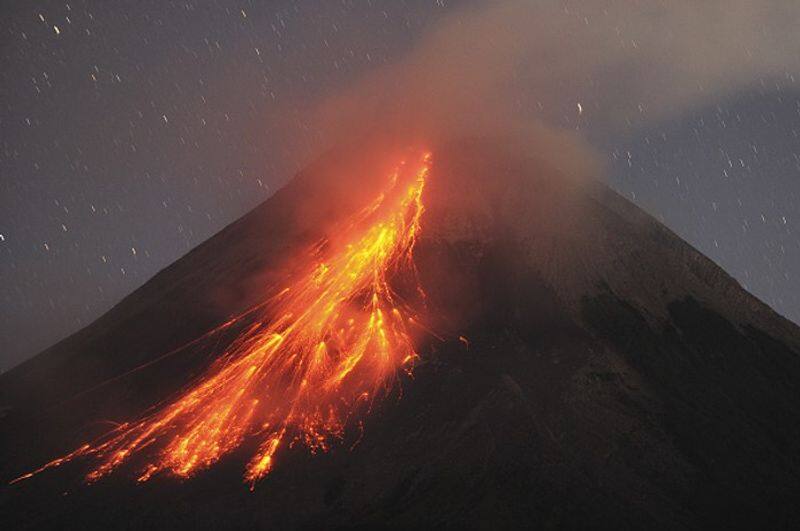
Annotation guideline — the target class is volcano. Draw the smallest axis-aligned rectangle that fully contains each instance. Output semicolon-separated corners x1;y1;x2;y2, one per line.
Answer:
3;138;800;529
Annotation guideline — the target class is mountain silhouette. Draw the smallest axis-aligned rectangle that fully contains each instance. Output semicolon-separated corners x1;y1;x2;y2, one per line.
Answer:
2;138;800;530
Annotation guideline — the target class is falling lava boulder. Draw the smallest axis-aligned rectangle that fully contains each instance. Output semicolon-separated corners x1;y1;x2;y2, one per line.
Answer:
2;138;800;530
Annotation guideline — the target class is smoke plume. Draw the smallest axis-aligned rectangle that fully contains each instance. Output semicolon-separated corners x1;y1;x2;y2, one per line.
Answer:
296;0;800;178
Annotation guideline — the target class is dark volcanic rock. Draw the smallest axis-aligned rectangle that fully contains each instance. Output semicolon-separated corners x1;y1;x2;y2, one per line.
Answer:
2;138;800;530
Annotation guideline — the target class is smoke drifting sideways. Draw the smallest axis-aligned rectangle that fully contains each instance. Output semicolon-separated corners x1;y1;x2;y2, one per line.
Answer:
281;0;800;184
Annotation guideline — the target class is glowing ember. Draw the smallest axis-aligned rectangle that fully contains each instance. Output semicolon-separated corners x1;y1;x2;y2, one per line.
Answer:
14;150;432;488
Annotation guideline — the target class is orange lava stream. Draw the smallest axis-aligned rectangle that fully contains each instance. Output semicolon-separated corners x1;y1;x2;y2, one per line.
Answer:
14;151;432;488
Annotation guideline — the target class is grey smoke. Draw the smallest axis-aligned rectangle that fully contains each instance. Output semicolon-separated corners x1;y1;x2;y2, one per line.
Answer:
301;0;800;167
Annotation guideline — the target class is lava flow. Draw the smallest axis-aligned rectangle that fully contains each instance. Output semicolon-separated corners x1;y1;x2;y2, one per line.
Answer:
14;150;432;488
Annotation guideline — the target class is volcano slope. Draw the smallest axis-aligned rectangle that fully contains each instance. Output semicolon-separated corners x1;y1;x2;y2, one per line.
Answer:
2;138;800;530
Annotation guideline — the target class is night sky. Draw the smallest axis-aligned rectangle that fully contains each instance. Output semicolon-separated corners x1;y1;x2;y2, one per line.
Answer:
2;1;800;371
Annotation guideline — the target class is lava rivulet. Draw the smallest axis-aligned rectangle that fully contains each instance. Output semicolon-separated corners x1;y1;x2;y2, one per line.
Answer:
14;151;432;488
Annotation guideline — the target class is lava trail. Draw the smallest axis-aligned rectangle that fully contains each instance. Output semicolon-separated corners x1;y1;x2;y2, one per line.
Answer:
14;150;432;488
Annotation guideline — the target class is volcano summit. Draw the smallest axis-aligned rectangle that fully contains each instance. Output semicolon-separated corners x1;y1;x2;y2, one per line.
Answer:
2;139;800;529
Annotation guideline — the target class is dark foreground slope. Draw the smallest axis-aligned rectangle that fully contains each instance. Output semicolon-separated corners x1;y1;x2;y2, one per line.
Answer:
2;139;800;529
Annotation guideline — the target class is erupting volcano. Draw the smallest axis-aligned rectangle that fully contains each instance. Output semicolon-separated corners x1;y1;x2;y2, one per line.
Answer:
3;139;800;529
13;151;433;487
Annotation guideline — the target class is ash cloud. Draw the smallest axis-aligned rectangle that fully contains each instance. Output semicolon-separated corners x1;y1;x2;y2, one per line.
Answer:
296;0;800;178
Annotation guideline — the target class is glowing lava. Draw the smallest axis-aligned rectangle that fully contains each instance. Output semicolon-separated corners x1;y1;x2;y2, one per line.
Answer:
14;150;432;488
